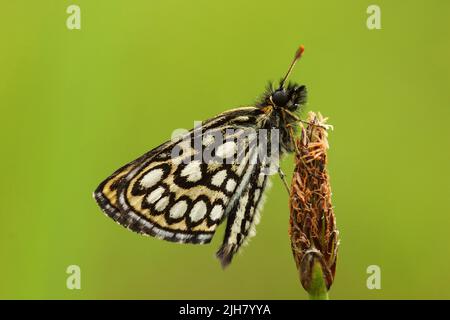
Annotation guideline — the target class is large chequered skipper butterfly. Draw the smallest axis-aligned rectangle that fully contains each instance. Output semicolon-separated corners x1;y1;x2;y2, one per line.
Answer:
94;45;307;267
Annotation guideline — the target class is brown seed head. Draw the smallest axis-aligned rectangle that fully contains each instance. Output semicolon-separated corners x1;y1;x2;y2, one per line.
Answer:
289;112;339;292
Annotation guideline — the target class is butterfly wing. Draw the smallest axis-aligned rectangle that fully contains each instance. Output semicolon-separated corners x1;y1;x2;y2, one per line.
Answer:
94;107;272;247
216;161;271;267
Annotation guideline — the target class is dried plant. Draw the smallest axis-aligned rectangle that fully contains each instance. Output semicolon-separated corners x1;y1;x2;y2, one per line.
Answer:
289;112;339;300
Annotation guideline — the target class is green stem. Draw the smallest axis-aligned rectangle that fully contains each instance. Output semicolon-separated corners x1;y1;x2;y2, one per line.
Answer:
308;261;329;300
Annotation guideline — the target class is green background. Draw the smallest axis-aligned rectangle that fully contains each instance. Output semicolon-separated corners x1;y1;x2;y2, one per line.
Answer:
1;0;449;299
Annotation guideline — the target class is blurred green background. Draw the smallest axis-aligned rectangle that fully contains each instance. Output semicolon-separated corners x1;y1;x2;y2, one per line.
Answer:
1;0;449;299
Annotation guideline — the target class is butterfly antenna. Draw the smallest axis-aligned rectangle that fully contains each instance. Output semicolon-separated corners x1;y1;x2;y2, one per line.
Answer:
280;45;305;88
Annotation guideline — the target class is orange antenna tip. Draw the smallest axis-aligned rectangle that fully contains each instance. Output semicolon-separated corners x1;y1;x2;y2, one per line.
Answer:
280;44;305;88
295;45;305;59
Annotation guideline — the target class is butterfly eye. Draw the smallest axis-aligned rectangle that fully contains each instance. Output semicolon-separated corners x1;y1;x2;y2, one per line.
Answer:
271;90;289;107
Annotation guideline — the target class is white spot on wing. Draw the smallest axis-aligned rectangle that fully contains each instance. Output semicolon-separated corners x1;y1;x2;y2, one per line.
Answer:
141;168;163;188
233;116;249;122
155;196;169;211
181;160;202;182
211;170;227;187
210;205;224;221
169;200;188;219
216;141;236;159
197;234;212;241
230;193;249;242
226;179;237;193
254;189;261;201
189;200;207;222
147;186;165;204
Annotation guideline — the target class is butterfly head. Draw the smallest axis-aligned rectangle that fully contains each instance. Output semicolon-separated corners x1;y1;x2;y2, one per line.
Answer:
270;84;307;111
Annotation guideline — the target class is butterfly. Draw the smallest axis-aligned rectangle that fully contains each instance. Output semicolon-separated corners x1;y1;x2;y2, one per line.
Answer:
93;45;307;268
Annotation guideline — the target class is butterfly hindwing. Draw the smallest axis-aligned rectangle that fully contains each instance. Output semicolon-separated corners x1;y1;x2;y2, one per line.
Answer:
94;139;174;223
94;107;272;246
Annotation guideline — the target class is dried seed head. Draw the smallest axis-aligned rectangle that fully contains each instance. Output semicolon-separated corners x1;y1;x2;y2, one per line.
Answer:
289;112;339;293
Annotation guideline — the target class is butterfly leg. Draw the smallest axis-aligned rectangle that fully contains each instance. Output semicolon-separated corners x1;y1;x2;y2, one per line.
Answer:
277;167;290;194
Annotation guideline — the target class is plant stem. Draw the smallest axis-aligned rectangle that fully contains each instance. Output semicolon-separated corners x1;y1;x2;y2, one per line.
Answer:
308;261;329;300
